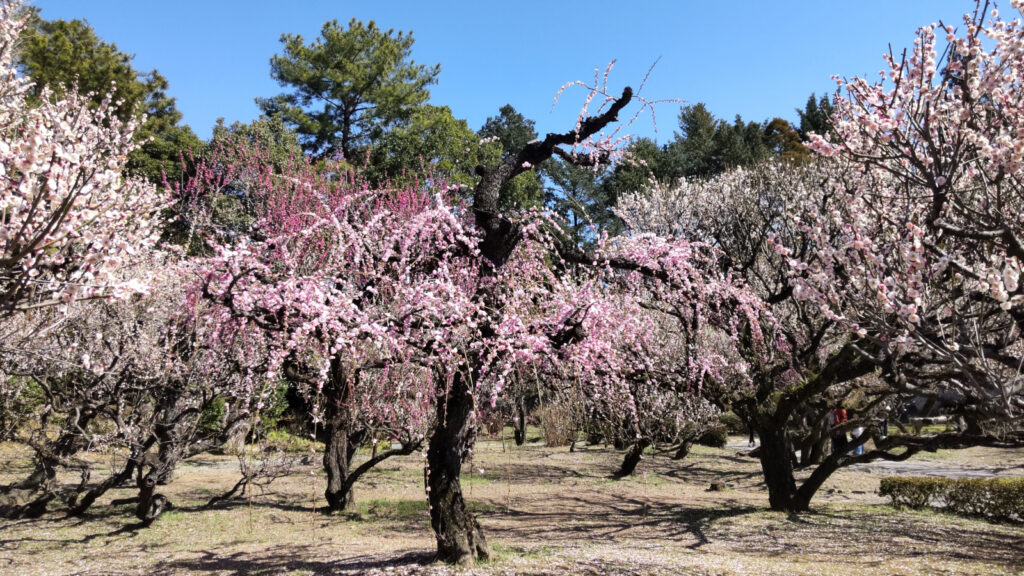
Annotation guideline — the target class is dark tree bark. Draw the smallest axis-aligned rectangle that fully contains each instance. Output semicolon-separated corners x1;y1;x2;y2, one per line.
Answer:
797;415;829;467
427;371;489;565
512;398;526;446
615;438;651;478
421;86;635;565
69;457;137;515
757;423;807;511
323;411;357;511
135;470;171;526
319;359;366;512
673;441;693;460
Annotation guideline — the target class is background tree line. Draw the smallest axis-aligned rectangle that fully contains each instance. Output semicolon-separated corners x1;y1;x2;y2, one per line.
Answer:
15;9;833;242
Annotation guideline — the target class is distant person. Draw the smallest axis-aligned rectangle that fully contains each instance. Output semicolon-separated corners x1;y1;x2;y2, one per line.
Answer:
830;407;848;454
850;411;865;455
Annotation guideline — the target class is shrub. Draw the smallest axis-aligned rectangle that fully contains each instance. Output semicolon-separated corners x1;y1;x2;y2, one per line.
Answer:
879;476;1024;523
264;429;325;453
696;425;728;448
718;411;746;434
536;402;577;447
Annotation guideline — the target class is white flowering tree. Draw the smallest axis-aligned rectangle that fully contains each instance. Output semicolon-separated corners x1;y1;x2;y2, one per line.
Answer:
617;0;1024;513
0;0;163;318
0;264;259;522
789;0;1024;434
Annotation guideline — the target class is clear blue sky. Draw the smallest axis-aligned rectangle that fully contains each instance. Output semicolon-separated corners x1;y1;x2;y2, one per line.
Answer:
29;1;972;143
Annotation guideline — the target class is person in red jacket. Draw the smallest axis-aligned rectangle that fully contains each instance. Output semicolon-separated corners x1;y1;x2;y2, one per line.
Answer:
830;407;848;454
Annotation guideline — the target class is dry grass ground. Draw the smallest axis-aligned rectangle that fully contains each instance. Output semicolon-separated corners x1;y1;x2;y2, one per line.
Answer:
1;432;1022;576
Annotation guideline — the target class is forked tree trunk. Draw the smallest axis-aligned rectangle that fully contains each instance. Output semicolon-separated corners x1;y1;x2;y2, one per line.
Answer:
135;470;171;526
427;372;489;565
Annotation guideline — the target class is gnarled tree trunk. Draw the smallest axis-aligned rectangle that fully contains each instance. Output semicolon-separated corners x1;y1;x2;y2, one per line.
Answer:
616;438;651;478
0;463;58;519
69;456;138;515
0;410;95;519
323;413;357;511
135;470;171;526
427;372;489;565
757;423;809;512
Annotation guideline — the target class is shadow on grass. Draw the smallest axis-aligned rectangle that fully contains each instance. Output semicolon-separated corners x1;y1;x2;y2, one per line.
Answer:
150;547;434;576
776;506;1024;565
485;491;760;548
0;518;147;548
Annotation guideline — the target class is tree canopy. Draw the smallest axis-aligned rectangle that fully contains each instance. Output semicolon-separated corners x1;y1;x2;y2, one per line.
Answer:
257;18;440;160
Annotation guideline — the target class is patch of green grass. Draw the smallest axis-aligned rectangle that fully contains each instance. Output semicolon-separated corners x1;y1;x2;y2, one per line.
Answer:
344;497;499;525
485;542;554;564
264;430;325;453
463;474;492;486
915;423;956;434
351;498;429;522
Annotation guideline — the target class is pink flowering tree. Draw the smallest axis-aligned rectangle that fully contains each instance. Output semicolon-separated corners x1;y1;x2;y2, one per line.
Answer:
192;147;457;513
585;235;765;476
196;68;769;564
425;74;775;563
0;0;163;317
789;0;1024;439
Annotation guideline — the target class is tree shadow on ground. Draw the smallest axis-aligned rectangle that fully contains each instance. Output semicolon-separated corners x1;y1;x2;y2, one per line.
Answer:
149;547;434;576
0;519;146;548
481;491;760;548
776;507;1024;565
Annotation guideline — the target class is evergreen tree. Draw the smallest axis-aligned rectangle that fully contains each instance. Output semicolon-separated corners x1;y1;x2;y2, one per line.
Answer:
666;103;718;177
257;19;440;160
367;105;492;188
664;104;768;178
796;93;835;140
18;10;201;186
763;117;810;163
545;157;613;244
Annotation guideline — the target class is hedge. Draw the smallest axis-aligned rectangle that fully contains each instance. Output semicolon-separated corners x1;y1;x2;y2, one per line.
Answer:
718;411;746;434
696;425;729;448
879;476;1024;523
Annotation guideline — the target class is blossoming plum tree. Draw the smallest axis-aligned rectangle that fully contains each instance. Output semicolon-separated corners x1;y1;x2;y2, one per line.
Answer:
0;261;257;523
790;0;1024;439
191;147;460;513
618;162;884;511
0;0;163;317
615;0;1024;513
197;64;770;563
